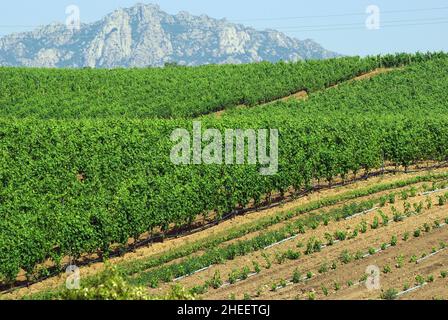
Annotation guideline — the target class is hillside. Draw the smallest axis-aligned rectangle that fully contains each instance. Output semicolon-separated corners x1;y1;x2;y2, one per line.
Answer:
0;53;439;119
0;3;338;68
1;53;448;295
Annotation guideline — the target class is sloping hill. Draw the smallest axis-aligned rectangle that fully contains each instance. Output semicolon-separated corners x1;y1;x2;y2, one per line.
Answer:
0;3;338;68
1;53;448;290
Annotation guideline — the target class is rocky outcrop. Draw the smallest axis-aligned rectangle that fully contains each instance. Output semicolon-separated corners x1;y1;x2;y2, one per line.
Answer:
0;3;339;68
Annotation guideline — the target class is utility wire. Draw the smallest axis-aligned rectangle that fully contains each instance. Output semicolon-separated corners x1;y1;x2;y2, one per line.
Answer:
285;20;448;33
275;16;448;31
1;5;448;28
2;16;447;38
229;6;448;22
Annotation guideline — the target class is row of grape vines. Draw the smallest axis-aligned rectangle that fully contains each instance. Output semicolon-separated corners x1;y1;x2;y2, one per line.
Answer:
0;52;443;119
1;54;448;284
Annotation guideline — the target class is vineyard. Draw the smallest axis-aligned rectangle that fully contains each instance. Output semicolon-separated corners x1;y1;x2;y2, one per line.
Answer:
1;52;448;300
0;53;442;119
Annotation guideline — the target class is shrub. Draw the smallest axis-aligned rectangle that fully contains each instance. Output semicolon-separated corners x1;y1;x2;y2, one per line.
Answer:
403;201;411;215
388;194;396;204
438;195;446;206
414;229;421;238
390;235;398;247
334;230;347;241
262;252;272;269
414;202;423;214
305;237;322;255
324;233;334;246
59;265;195;300
371;216;380;229
400;191;409;200
395;255;404;268
426;197;432;209
334;282;341;291
355;251;364;260
392;207;403;222
359;220;368;234
318;263;329;274
279;279;287;288
383;265;392;274
292;269;302;283
211;271;223;289
240;266;250;280
380;211;389;226
275;252;286;264
228;270;238;284
402;232;410;241
381;288;398;300
284;249;301;260
340;250;353;264
190;284;209;295
252;261;261;274
415;275;425;286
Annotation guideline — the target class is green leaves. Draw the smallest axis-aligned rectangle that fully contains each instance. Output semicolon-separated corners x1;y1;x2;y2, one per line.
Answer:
1;53;448;283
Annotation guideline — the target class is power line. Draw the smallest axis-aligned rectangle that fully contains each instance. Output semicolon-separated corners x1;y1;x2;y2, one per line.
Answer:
275;16;448;31
0;7;447;38
285;20;448;33
2;15;447;38
1;19;446;38
229;6;448;22
1;5;448;29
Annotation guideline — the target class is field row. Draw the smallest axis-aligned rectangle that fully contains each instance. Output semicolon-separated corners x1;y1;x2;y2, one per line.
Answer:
145;180;448;300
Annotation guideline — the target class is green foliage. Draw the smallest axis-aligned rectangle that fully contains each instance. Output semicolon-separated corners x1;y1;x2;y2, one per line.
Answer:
390;235;398;247
415;275;425;286
0;56;398;119
305;237;323;255
292;269;302;284
59;265;194;300
371;216;380;229
284;249;301;260
381;288;398;300
2;53;448;283
340;250;353;264
210;271;223;289
252;261;261;274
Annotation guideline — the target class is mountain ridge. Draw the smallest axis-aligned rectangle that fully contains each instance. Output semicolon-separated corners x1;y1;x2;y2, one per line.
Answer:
0;3;340;68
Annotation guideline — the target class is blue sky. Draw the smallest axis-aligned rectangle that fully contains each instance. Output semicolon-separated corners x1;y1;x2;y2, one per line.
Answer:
0;0;447;56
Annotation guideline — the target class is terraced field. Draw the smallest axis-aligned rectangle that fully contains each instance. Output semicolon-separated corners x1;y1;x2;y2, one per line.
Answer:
1;52;448;301
5;167;448;300
141;171;448;301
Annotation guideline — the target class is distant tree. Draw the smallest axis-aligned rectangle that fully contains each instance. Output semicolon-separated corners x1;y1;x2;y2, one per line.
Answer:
164;61;180;67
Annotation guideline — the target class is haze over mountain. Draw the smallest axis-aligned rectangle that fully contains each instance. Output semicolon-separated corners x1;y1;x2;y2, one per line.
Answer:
0;3;339;68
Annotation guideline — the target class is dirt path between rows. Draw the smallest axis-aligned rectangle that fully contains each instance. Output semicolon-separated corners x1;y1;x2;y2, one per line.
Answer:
213;67;396;118
5;167;448;299
198;198;448;300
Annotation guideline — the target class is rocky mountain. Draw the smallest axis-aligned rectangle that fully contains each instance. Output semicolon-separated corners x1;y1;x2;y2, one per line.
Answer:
0;3;339;68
